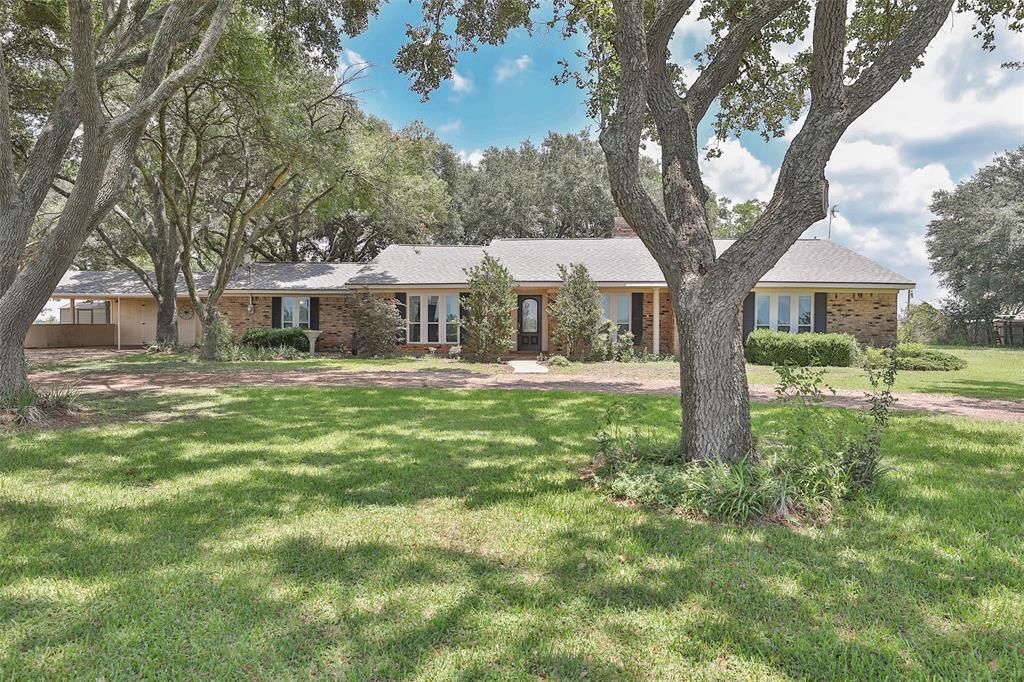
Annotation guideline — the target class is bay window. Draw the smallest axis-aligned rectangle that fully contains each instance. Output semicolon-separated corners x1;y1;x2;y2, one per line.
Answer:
404;292;461;344
281;297;310;329
754;292;814;334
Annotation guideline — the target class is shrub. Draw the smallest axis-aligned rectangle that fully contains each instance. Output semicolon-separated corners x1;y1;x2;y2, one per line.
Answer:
239;326;309;352
448;345;462;359
588;354;898;524
549;263;603;360
865;343;965;371
547;354;571;367
462;254;517;362
223;345;305;362
591;321;637;362
351;294;404;357
745;329;860;367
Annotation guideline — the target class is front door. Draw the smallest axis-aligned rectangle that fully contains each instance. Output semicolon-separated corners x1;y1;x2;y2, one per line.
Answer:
517;295;542;352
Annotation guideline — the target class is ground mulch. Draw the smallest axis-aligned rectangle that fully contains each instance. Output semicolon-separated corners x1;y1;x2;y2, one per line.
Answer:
26;351;1024;423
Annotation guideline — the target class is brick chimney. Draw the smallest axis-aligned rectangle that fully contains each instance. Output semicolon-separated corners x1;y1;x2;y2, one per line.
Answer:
611;216;638;238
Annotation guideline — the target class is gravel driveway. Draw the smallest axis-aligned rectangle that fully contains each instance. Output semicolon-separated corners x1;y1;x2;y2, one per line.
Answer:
27;350;1024;423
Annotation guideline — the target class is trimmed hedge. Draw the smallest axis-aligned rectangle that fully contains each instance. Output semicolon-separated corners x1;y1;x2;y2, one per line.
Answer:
745;329;860;367
239;327;310;352
866;343;966;371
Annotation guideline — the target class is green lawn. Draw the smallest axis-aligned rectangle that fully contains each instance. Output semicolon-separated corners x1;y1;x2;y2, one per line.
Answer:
28;351;508;377
2;387;1022;678
555;346;1024;400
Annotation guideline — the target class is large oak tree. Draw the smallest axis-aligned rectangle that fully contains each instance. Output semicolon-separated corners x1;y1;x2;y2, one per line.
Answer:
0;0;369;393
386;0;1020;461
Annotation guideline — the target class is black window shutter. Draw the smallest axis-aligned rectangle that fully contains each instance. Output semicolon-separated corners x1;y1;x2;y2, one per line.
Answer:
631;292;644;346
742;292;755;341
271;296;282;328
394;293;407;343
310;297;320;330
814;292;827;333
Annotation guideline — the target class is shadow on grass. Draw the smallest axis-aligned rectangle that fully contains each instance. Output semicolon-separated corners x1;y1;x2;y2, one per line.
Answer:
1;388;1022;678
911;378;1024;401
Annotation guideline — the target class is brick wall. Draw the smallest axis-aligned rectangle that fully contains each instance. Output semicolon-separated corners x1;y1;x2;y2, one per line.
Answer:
659;290;675;355
218;295;272;338
827;291;898;346
217;294;358;352
316;295;358;351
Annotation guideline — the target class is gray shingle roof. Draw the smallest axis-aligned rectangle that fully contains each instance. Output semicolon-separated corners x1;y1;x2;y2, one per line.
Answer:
348;238;915;287
52;262;363;297
51;238;914;297
346;245;487;286
53;270;182;296
225;262;364;291
718;239;916;286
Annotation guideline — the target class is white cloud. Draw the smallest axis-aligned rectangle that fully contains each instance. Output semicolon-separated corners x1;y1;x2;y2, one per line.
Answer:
846;15;1024;141
339;48;369;71
458;149;484;167
640;139;662;163
450;70;473;93
700;138;775;201
827;140;903;174
882;163;954;215
438;119;462;134
905;234;931;266
495;55;532;84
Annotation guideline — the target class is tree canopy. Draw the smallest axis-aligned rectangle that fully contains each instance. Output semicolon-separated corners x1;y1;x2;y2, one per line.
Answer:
927;146;1024;320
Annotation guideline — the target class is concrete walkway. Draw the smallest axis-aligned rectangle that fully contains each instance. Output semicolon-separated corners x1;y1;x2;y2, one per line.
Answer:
507;360;550;374
28;362;1024;423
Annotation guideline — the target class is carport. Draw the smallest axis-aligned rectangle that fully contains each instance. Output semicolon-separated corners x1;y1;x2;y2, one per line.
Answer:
29;271;202;349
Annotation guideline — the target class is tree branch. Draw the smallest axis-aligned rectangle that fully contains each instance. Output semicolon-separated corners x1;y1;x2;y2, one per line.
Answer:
96;224;158;296
685;0;794;121
106;0;233;143
599;0;673;268
845;0;955;122
0;44;15;209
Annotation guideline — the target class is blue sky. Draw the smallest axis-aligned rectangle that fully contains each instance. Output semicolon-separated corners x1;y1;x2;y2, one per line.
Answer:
340;5;1024;305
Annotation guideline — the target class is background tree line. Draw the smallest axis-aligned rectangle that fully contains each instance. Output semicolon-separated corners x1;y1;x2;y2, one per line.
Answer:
905;146;1024;346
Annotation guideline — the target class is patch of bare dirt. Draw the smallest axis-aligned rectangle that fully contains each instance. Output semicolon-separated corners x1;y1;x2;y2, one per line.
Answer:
25;349;1023;423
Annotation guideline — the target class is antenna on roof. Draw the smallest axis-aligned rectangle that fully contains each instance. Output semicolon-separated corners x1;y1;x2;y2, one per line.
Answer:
827;205;839;240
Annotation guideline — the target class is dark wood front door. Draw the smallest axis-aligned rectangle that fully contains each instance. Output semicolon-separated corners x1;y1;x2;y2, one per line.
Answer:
517;295;542;351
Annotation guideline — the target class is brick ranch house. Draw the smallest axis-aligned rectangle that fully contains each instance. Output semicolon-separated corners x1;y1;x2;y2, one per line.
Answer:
36;231;914;353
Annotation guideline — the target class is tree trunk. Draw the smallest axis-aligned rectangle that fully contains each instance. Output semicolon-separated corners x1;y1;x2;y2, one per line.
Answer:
153;257;180;346
676;295;753;462
199;307;222;361
0;324;28;398
155;295;179;346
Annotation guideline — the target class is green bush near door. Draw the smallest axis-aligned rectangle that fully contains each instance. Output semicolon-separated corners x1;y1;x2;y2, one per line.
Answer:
745;329;861;367
239;327;310;352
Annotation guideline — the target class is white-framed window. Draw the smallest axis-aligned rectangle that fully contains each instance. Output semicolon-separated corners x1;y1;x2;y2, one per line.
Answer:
755;292;813;334
405;292;461;344
601;293;632;336
281;297;310;329
446;295;460;342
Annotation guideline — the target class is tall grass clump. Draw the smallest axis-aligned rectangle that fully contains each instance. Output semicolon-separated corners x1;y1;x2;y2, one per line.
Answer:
588;353;899;524
1;383;83;427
